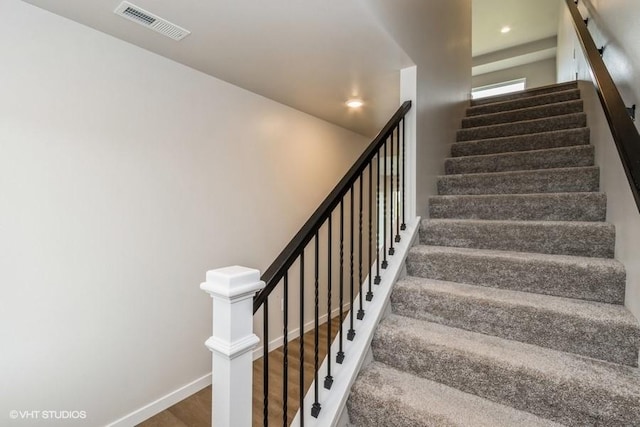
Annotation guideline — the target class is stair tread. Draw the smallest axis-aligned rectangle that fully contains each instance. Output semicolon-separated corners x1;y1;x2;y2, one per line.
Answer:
409;244;624;269
451;128;590;157
438;165;598;179
431;191;605;200
467;89;581;116
444;145;594;175
462;100;583;129
429;192;606;222
420;218;615;258
457;113;586;142
395;276;638;328
446;145;593;164
407;244;626;304
422;218;614;228
438;166;600;196
349;361;563;427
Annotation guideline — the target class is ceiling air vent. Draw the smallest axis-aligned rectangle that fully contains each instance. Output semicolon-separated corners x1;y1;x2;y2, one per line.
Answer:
114;1;190;41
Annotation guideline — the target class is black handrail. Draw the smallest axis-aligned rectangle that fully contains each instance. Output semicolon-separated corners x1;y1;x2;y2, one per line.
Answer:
566;0;640;211
253;100;412;313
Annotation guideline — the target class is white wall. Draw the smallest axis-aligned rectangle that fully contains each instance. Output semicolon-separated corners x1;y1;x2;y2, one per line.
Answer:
473;58;557;90
557;2;640;324
360;0;472;218
0;1;369;425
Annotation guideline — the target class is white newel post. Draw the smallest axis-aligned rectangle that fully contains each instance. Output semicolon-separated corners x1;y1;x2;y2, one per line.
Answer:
200;266;265;427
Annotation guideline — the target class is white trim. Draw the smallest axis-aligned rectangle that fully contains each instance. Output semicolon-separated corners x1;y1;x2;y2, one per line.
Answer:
106;373;211;427
471;78;527;100
290;217;421;427
203;265;263;427
400;66;417;222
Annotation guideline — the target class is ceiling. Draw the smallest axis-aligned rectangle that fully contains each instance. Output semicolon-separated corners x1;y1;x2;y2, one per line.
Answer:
473;0;561;73
21;0;563;135
22;0;413;136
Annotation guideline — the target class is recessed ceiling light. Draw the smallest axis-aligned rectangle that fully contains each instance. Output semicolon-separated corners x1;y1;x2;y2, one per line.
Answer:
501;26;511;34
346;99;364;108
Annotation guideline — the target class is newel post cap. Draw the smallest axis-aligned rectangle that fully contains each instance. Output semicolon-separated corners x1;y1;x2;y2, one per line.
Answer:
200;266;265;300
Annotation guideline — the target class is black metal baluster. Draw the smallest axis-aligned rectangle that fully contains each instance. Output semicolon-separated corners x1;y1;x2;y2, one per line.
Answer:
299;253;305;427
311;233;321;418
382;140;388;269
401;118;407;231
263;298;269;427
282;272;289;426
336;201;345;364
366;162;374;301
389;129;395;256
357;176;364;320
374;151;381;284
325;216;333;389
395;124;401;243
347;185;356;341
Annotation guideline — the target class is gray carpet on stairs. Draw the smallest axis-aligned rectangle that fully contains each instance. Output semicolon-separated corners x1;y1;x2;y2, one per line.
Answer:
347;82;640;426
429;192;607;221
461;100;584;129
456;113;587;142
371;316;640;426
466;89;581;116
405;245;626;303
419;218;615;258
444;145;594;175
438;166;600;195
391;276;640;366
451;127;590;157
348;362;564;427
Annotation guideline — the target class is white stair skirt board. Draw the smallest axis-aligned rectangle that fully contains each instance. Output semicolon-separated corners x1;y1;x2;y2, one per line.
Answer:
289;217;421;427
105;373;211;427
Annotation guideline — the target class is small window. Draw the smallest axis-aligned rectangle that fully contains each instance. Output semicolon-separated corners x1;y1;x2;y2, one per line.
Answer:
472;78;526;100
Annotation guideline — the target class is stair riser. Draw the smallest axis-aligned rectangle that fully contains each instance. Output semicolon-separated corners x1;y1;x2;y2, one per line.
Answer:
429;193;607;221
406;248;626;304
462;100;583;129
438;167;599;195
372;327;640;426
429;193;607;222
467;89;581;116
420;220;615;258
444;145;594;175
471;82;578;106
451;128;590;157
457;114;586;142
391;283;639;366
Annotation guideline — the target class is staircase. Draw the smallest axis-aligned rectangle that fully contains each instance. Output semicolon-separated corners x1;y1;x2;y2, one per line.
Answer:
347;82;640;426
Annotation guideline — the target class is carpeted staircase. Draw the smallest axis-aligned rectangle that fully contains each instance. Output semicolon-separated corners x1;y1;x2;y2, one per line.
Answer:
347;81;640;426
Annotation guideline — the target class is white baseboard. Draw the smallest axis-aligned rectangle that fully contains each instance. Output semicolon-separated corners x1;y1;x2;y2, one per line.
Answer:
108;305;350;424
106;373;211;427
253;303;351;360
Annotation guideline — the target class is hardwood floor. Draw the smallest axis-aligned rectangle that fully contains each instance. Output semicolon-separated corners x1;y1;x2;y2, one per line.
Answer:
139;315;344;427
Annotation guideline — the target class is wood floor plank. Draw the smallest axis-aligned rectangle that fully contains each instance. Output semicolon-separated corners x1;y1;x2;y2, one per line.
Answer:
138;315;344;427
